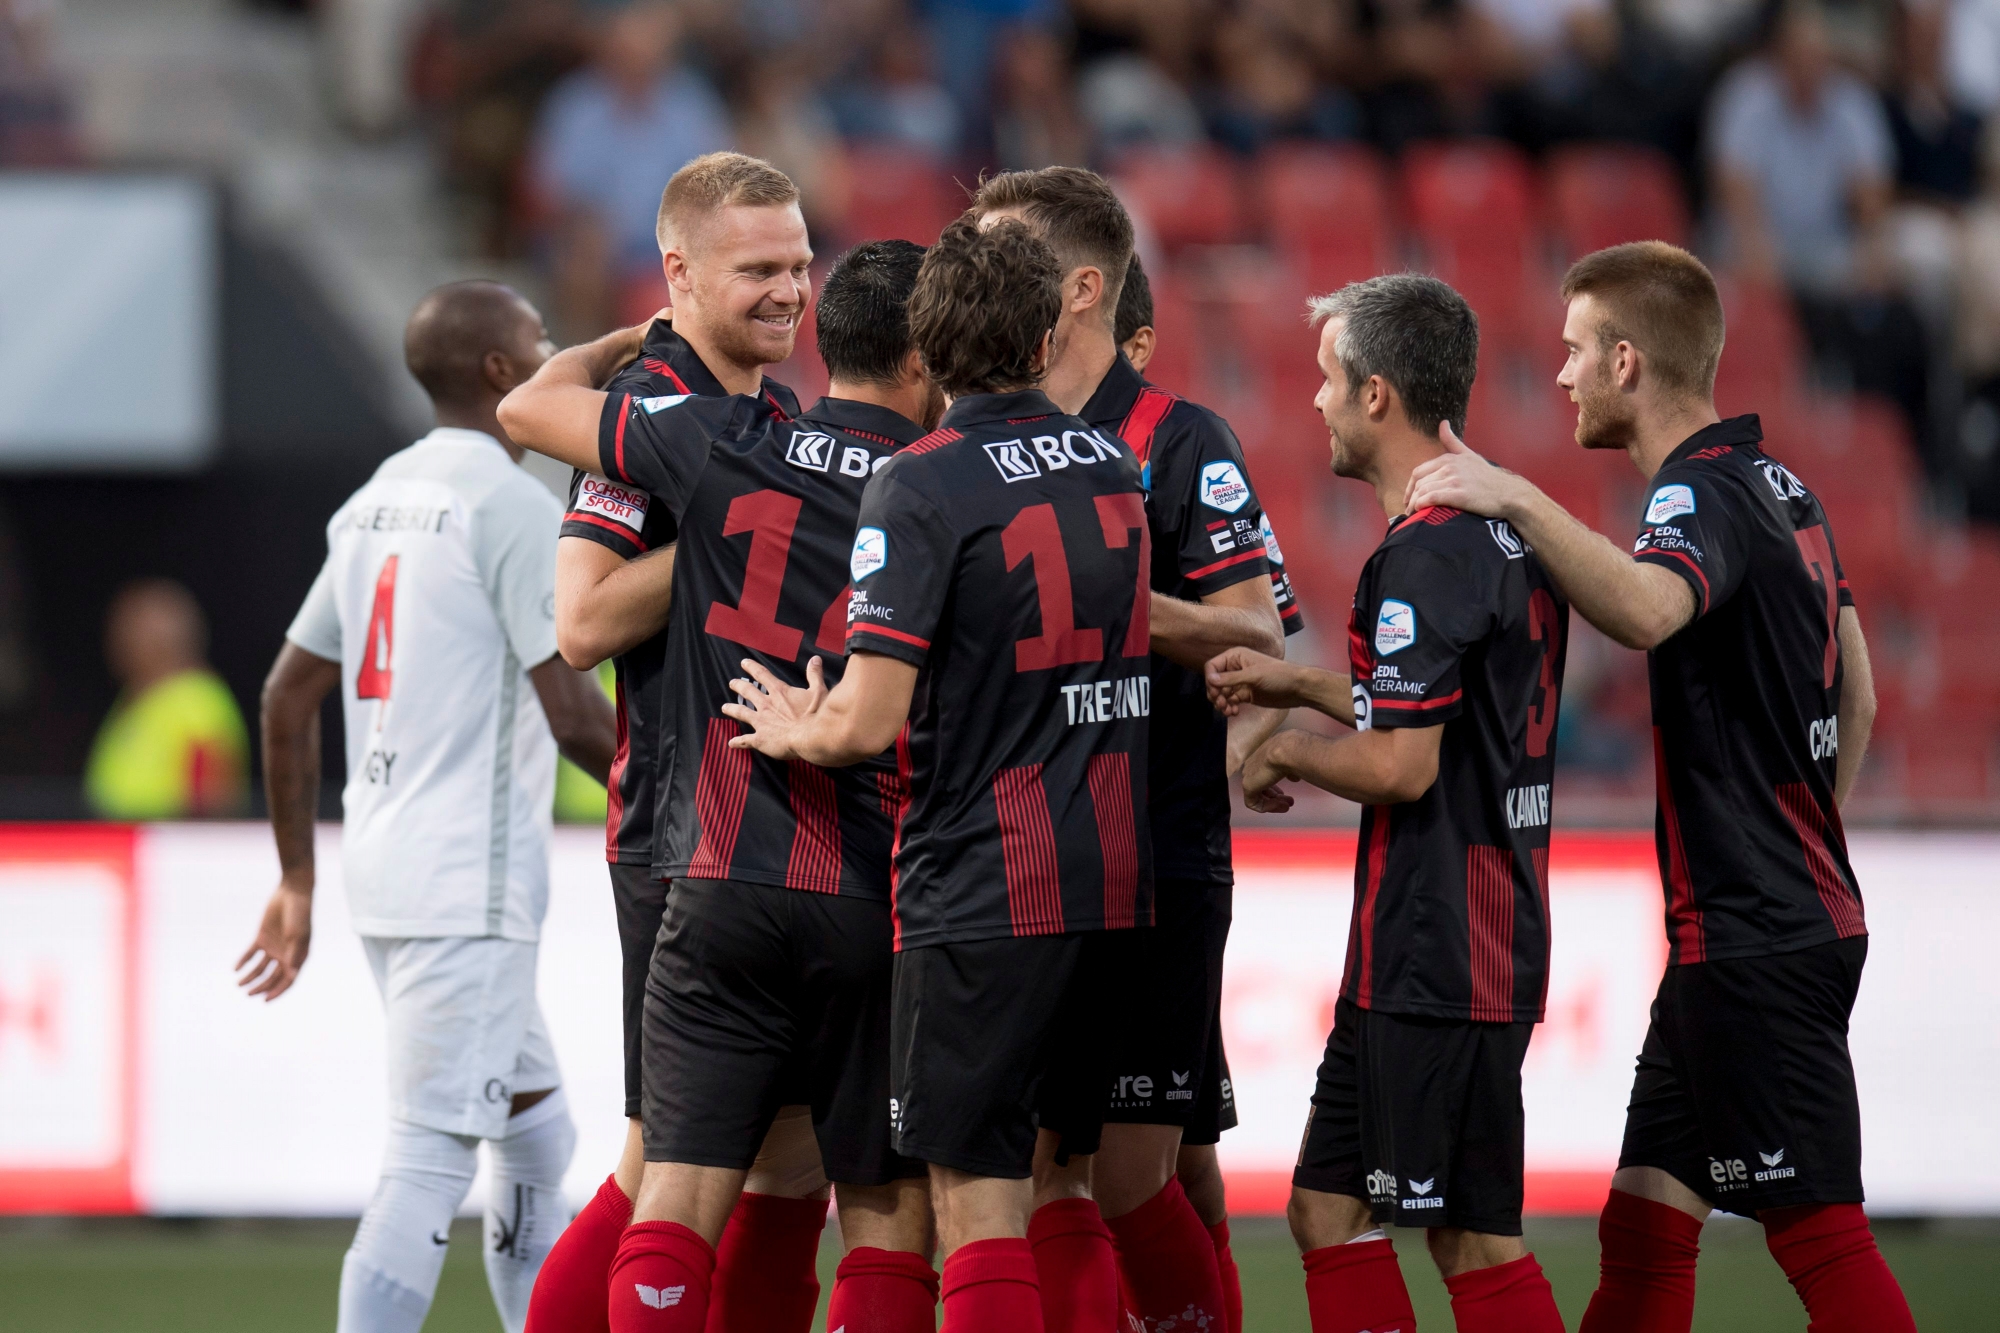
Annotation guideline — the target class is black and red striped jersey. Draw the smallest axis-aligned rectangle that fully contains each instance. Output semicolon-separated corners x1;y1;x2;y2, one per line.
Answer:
1081;353;1304;884
1630;415;1866;964
844;390;1154;949
557;318;799;865
1341;505;1569;1024
592;387;922;895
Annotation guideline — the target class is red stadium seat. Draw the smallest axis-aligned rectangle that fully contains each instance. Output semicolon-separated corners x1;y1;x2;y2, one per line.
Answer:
839;145;964;245
1713;280;1808;413
1402;140;1540;346
1112;145;1245;251
1546;144;1690;258
1257;143;1397;293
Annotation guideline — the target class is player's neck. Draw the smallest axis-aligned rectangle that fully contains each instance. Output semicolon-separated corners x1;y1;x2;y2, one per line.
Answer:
827;377;923;429
1368;432;1445;522
1042;320;1118;415
434;403;522;463
672;309;766;397
1630;397;1721;480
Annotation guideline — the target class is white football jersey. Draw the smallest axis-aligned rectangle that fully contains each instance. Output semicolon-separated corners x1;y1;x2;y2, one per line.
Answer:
287;428;564;941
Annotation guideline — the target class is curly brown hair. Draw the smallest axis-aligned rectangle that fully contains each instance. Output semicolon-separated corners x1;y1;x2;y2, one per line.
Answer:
909;216;1063;398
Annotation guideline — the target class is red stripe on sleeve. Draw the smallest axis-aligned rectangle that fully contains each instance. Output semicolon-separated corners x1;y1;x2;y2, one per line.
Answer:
611;393;632;481
784;760;844;893
686;718;753;879
1116;387;1177;466
1369;689;1463;712
849;623;931;652
994;764;1065;937
1467;845;1516;1022
1184;549;1267;581
1086;752;1140;929
563;511;649;551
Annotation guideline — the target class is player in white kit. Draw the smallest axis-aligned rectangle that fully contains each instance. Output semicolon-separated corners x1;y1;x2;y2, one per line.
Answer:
238;281;617;1333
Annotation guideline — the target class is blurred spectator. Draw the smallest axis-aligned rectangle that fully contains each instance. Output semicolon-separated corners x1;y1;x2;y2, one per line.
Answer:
1947;0;2000;114
1078;50;1203;156
0;0;78;165
1882;0;1982;330
1634;0;1766;58
529;1;731;336
734;51;853;236
922;0;1062;133
831;22;964;156
86;580;248;820
1350;0;1528;156
992;23;1087;167
1204;12;1361;154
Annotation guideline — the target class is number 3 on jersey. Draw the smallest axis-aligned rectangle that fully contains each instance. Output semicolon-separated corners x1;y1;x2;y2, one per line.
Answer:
356;554;398;700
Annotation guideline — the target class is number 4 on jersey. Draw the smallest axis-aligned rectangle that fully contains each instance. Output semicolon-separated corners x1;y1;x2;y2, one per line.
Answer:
356;555;398;700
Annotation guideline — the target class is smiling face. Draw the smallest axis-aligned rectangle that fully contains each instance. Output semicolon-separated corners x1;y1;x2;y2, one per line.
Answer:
1559;293;1638;452
1313;316;1374;478
668;201;813;370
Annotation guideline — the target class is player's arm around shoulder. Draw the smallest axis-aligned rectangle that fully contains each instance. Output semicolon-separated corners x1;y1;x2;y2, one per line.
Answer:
1406;423;1693;650
497;319;652;472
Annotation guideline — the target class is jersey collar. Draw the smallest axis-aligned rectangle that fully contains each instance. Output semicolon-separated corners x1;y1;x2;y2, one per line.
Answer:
802;396;928;447
634;318;730;398
939;389;1062;430
1078;351;1145;427
1663;413;1763;467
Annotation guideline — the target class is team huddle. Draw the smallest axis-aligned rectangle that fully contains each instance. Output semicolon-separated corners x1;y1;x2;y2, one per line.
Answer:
234;153;1918;1333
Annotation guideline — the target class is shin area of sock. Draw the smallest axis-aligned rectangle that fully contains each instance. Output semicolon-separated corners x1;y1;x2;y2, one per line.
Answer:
607;1221;714;1333
1103;1178;1227;1331
705;1193;827;1333
525;1174;630;1333
1207;1219;1244;1333
827;1246;941;1332
1441;1254;1565;1333
1301;1237;1418;1333
942;1238;1044;1333
1028;1197;1120;1333
1576;1189;1703;1333
1764;1204;1917;1333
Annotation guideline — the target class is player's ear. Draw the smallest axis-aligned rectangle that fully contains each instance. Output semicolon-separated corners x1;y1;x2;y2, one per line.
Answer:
1364;373;1394;423
481;349;518;397
1069;265;1103;317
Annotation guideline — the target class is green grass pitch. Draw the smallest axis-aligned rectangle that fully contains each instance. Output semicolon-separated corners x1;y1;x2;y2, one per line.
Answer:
2;1214;1994;1330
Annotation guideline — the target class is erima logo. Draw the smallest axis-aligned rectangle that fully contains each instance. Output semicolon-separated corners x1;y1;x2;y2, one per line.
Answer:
1761;1149;1785;1166
634;1284;686;1308
786;430;836;472
850;527;887;582
984;438;1041;482
638;394;691;414
1755;1148;1797;1183
1172;1071;1190;1087
1199;460;1252;512
1166;1070;1194;1101
1645;483;1696;524
1374;600;1416;656
1403;1178;1445;1209
1487;519;1525;559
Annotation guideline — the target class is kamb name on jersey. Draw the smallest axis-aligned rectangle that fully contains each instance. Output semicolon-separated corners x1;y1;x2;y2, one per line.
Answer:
1060;675;1150;725
347;503;448;534
1505;782;1551;829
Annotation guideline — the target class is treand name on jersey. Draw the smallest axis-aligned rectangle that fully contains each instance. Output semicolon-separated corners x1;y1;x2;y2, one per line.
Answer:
983;427;1125;483
1060;675;1150;725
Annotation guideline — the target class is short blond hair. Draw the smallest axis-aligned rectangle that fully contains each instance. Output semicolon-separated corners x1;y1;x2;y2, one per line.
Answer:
655;152;800;253
1559;241;1724;398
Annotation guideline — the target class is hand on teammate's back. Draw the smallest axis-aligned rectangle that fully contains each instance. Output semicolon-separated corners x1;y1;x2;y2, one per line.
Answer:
236;879;313;1001
722;655;828;760
1403;422;1522;517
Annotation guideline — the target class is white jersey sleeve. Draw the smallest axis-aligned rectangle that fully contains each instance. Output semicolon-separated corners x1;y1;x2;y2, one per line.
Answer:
285;561;343;661
467;472;562;670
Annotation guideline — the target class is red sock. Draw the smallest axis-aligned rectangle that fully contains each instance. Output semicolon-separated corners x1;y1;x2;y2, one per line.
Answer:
828;1246;940;1332
1578;1188;1703;1333
706;1192;827;1333
1028;1198;1120;1333
1208;1219;1244;1333
942;1237;1044;1333
1104;1179;1226;1331
609;1221;714;1332
1764;1204;1916;1333
1442;1254;1565;1333
1302;1237;1417;1333
527;1174;631;1333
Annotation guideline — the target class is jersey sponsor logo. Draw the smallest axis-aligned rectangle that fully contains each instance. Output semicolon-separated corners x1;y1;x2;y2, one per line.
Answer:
1634;525;1704;560
1199;460;1252;512
841;445;892;477
1109;1073;1155;1106
1506;783;1551;829
1365;1169;1398;1203
850;526;888;582
1208;521;1237;553
575;474;649;531
1374;599;1416;655
1166;1070;1194;1101
1370;663;1427;696
984;438;1042;482
1060;675;1151;724
1487;518;1525;559
1260;513;1286;565
1809;716;1839;760
785;429;836;472
1025;428;1124;473
1759;459;1808;501
1755;1148;1796;1183
1401;1178;1444;1210
1644;483;1696;524
638;393;692;414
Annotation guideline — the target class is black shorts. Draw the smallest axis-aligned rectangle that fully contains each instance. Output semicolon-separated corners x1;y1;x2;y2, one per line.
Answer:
610;861;668;1120
890;930;1124;1179
1619;935;1867;1219
1294;998;1534;1235
641;877;923;1187
1103;878;1238;1144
